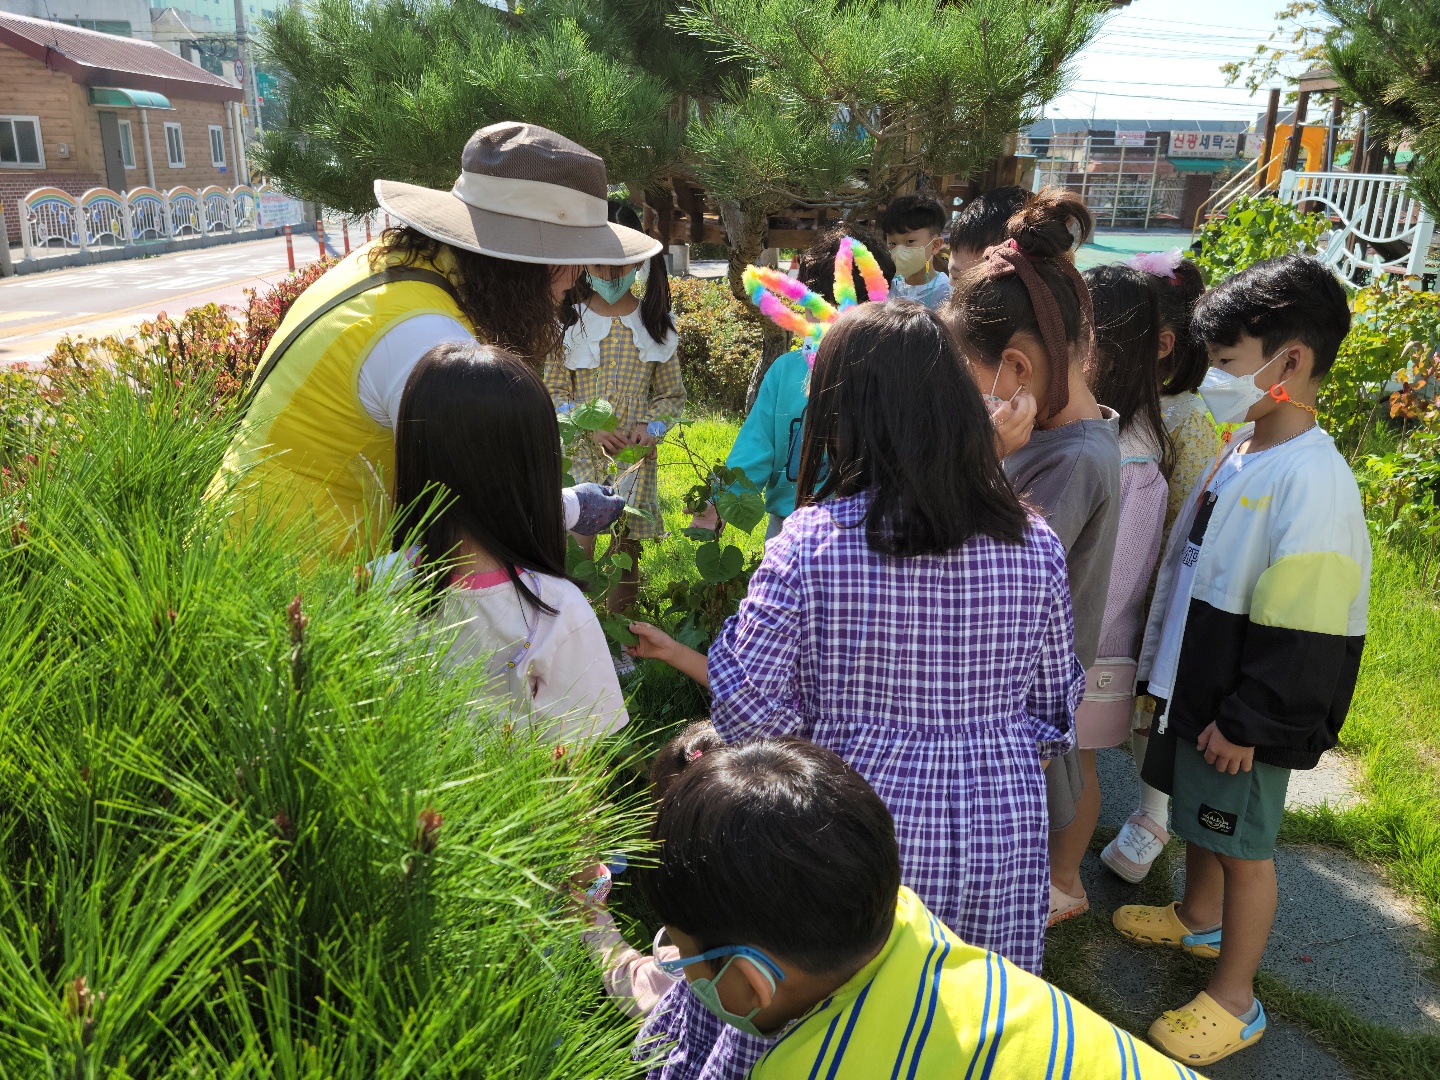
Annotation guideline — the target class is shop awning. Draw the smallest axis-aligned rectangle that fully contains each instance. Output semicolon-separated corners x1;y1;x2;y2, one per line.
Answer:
88;87;172;109
1166;157;1241;173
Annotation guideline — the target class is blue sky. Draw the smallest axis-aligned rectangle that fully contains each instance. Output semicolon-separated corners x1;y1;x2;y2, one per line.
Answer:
1045;0;1327;124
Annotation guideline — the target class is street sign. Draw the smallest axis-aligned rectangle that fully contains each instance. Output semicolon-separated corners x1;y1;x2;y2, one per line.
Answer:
234;58;245;83
1168;131;1239;158
258;189;303;228
1115;130;1148;147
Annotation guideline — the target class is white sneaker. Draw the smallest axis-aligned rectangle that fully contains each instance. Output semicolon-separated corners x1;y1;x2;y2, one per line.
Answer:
1101;813;1169;884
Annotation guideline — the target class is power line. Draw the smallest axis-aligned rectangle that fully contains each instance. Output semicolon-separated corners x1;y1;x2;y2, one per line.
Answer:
1072;79;1260;92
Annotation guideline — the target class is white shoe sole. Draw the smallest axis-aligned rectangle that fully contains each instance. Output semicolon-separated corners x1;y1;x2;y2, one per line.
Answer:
1101;838;1155;884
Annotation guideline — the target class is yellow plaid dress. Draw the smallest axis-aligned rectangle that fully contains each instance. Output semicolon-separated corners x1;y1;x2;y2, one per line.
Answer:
545;306;686;540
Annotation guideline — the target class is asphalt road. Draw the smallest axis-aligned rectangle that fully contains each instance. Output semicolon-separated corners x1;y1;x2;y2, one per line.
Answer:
0;234;338;367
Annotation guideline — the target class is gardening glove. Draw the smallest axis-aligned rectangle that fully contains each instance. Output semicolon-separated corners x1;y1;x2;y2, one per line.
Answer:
569;483;627;535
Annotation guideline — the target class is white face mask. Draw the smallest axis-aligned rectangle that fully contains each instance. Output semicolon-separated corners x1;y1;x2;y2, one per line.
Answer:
1197;348;1289;425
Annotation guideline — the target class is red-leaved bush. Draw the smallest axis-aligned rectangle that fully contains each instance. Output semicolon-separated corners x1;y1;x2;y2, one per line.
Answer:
44;258;338;412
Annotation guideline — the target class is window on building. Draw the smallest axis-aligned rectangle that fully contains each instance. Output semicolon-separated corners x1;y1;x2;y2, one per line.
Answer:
58;18;131;35
164;122;185;168
118;119;136;169
208;125;226;168
0;116;44;168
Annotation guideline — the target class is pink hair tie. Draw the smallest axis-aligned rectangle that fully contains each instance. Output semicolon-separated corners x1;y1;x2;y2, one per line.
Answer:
686;749;704;761
1127;249;1184;281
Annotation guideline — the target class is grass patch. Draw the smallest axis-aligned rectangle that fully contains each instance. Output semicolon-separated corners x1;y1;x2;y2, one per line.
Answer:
1275;545;1440;956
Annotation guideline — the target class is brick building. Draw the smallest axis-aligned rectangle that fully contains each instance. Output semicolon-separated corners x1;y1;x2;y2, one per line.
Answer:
0;11;243;244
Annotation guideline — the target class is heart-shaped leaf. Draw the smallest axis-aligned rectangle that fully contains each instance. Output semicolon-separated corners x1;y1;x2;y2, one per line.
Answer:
716;489;766;534
696;541;744;583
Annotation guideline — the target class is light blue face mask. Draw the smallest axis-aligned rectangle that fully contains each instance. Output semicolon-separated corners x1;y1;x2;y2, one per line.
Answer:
589;267;639;304
655;937;787;1038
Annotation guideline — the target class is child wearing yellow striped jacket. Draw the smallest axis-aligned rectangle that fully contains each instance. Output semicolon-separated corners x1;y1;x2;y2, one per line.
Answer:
637;736;1204;1080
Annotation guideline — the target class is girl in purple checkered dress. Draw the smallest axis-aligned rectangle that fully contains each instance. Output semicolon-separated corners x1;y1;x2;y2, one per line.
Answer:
627;300;1084;1080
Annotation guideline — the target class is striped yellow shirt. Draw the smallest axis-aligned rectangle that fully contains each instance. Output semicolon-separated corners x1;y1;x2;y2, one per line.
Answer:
752;888;1204;1080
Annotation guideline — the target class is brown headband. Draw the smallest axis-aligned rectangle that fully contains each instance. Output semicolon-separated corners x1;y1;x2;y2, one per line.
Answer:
984;240;1095;422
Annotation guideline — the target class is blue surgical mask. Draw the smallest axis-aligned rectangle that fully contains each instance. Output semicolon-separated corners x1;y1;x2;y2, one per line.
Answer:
589;267;639;304
655;938;787;1038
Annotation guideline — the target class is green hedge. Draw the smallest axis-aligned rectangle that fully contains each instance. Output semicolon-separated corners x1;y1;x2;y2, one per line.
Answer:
671;276;762;417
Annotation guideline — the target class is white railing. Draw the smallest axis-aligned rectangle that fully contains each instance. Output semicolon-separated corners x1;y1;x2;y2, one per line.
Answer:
16;183;303;260
1278;169;1436;286
201;185;234;234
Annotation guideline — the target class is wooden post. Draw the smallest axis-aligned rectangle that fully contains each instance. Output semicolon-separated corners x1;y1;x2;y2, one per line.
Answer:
1111;142;1126;227
1143;138;1160;230
1257;88;1281;192
1281;90;1311;173
1322;95;1343;172
1351;110;1368;174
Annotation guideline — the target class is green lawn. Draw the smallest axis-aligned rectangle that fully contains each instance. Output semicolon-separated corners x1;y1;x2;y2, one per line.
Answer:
640;415;770;596
1287;545;1440;951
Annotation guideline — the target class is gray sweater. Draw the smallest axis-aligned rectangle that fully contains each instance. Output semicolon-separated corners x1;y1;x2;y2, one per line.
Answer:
1003;410;1122;668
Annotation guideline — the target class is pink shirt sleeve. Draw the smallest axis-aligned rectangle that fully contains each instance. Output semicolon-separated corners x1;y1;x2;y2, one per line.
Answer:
581;910;680;1019
1095;459;1168;661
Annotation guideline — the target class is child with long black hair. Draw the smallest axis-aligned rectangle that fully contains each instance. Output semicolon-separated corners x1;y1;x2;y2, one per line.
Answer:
1043;263;1172;901
1102;252;1222;884
392;341;628;743
628;299;1084;1079
547;200;686;611
945;187;1122;928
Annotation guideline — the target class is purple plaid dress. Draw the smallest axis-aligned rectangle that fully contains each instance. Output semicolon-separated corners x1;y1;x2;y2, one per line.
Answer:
638;493;1084;1080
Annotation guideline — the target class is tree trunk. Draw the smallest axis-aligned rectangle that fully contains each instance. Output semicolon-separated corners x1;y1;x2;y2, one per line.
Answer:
718;197;790;411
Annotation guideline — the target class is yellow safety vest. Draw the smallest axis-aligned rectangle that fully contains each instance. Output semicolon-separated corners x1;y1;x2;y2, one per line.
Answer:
211;242;476;552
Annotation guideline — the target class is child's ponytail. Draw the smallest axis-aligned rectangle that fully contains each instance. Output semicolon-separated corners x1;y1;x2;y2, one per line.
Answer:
1007;186;1093;261
637;249;676;345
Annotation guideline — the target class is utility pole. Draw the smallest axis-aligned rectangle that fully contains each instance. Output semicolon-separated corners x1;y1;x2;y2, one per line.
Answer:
233;0;263;150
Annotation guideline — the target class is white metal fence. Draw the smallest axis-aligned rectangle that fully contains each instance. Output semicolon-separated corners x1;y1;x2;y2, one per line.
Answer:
1278;169;1436;286
16;183;301;260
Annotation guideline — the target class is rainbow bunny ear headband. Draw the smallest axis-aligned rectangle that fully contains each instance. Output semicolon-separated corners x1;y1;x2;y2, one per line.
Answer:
741;236;889;364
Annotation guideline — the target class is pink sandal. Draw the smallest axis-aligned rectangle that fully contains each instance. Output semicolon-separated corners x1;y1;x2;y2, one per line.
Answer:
1048;883;1090;927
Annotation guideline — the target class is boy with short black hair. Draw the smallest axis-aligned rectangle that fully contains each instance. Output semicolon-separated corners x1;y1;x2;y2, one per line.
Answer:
878;193;952;309
639;737;1202;1078
1115;255;1369;1067
946;185;1030;285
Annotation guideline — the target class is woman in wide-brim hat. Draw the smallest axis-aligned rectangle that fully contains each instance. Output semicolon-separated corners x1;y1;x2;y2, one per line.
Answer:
211;121;659;553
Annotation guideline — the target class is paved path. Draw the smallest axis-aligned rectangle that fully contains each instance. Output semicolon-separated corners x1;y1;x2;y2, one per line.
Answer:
1074;747;1440;1079
0;235;337;367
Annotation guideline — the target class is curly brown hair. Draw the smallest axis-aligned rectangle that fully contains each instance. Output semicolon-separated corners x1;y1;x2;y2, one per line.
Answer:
372;226;562;364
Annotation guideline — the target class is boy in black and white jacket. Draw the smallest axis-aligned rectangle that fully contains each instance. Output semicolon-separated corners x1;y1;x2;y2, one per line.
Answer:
1111;256;1370;1068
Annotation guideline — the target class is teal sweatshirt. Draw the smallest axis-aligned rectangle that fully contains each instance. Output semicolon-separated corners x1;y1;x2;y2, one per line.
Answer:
725;348;810;517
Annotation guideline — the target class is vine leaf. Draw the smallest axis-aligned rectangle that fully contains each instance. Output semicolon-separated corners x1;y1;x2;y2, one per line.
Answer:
600;613;638;646
695;541;744;583
715;489;766;534
569;399;620;432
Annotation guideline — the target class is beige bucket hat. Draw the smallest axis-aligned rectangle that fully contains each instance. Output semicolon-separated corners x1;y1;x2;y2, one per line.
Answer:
374;121;662;266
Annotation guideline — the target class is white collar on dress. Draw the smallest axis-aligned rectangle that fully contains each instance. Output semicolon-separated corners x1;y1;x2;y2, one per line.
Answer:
563;305;679;369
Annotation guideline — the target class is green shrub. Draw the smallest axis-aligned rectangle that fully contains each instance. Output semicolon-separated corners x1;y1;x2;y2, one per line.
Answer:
1324;281;1440;455
0;363;643;1075
1192;194;1330;287
670;275;762;416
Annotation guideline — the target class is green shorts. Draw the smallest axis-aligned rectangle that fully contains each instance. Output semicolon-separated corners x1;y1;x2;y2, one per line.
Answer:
1169;736;1291;860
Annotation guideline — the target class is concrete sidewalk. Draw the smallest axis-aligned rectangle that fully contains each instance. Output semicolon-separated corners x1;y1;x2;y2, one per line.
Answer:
1060;748;1440;1079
